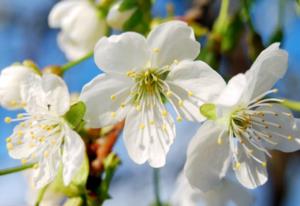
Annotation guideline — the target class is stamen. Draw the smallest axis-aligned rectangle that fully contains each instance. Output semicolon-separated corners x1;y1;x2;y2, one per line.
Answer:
4;117;12;123
139;123;145;130
110;95;116;101
176;116;182;122
152;48;160;53
178;100;184;107
7;143;13;150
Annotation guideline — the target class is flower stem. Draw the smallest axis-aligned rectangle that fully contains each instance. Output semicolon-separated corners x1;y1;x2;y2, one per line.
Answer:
282;99;300;112
61;51;93;73
35;184;49;206
153;168;162;206
0;163;34;176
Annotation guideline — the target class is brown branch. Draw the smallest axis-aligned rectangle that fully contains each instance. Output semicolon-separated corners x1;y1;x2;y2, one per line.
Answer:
89;121;125;175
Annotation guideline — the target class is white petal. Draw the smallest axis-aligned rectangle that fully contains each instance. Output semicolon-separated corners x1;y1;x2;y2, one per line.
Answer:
8;121;37;159
123;98;175;167
253;104;300;152
245;43;288;101
166;60;226;121
147;21;200;67
42;74;70;115
22;74;70;115
216;74;248;106
57;32;93;60
166;82;205;122
62;125;85;185
94;32;150;74
234;140;268;189
204;179;254;206
0;65;37;109
171;172;200;206
80;73;132;128
184;121;231;192
48;0;79;28
32;150;61;189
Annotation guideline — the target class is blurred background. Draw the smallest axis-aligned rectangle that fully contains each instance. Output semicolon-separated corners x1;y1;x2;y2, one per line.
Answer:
0;0;300;205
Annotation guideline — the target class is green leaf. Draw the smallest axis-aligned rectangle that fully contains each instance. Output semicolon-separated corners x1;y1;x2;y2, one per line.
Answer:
119;0;137;11
64;101;86;130
200;103;217;120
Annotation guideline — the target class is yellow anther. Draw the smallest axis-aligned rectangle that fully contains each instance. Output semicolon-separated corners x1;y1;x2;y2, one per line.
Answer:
234;162;241;170
21;159;27;165
166;91;172;97
178;100;184;107
162;124;167;131
150;120;155;125
6;138;11;143
261;162;267;167
120;103;126;109
33;164;39;169
217;137;222;145
17;139;23;145
136;105;141;111
17;114;24;119
152;48;160;53
288;135;293;141
144;70;150;77
110;95;116;101
21;102;27;107
51;139;57;145
4;117;12;123
111;112;116;118
127;70;136;78
9;100;17;107
188;91;193;97
139;123;145;129
17;130;23;137
44;151;49;158
161;110;168;117
6;143;13;150
176;116;182;122
39;137;45;143
20;122;26;127
173;59;179;64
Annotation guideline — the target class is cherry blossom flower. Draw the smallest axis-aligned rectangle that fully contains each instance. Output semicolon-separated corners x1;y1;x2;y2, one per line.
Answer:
185;43;300;191
5;74;84;188
48;0;107;60
80;21;225;167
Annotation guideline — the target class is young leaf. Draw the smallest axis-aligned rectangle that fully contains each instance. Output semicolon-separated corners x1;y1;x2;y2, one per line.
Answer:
64;101;86;130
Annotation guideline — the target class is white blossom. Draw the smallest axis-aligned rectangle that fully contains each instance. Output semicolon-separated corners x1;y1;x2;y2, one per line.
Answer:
106;1;135;30
0;64;39;110
80;21;225;167
48;0;107;60
5;74;85;189
184;43;300;191
171;173;253;206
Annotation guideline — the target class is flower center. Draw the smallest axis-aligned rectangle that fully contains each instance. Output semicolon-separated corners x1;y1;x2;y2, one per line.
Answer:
129;68;169;105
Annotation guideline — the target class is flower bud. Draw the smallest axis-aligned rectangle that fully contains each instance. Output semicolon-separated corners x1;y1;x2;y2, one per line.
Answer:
106;2;135;30
48;0;107;60
0;62;40;110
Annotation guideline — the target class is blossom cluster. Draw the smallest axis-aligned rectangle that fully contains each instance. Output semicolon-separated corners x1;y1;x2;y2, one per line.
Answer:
1;0;299;205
